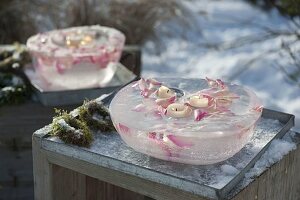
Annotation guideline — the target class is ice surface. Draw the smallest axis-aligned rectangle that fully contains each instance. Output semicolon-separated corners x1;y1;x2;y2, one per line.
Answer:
221;165;239;176
48;117;291;190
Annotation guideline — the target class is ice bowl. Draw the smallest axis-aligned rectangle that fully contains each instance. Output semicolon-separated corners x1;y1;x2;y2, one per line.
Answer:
26;25;125;90
109;78;263;165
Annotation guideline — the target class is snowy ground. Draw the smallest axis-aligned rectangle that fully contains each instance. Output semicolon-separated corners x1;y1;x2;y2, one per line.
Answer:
142;0;300;131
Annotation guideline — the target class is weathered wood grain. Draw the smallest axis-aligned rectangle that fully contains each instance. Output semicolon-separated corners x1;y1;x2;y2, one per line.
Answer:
86;172;145;200
32;135;53;200
52;164;86;200
44;149;207;200
32;135;300;200
0;186;34;200
232;142;300;200
0;148;33;187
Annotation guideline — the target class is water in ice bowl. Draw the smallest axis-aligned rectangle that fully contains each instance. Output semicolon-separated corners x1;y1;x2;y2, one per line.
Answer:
26;25;125;90
109;78;263;165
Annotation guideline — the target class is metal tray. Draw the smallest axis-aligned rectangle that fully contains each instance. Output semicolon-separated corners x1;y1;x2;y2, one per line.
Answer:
41;88;295;200
25;63;137;106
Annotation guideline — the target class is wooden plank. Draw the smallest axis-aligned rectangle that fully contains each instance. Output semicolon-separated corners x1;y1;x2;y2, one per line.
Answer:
32;136;53;200
256;170;267;200
0;148;33;187
51;165;147;200
0;186;34;200
44;142;300;200
45;149;207;200
86;175;145;200
52;164;86;200
232;142;300;200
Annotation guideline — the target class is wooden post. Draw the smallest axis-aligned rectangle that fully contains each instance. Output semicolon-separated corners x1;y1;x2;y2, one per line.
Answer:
31;130;300;200
32;133;53;200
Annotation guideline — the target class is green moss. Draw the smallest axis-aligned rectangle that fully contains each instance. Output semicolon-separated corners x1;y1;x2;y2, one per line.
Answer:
78;100;115;132
50;109;93;147
0;73;30;106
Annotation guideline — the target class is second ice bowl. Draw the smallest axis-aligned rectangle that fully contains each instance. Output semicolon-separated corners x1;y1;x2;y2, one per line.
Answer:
26;25;125;90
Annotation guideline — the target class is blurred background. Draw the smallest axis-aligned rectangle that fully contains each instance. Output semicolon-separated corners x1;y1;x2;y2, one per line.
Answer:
0;0;299;199
1;0;298;128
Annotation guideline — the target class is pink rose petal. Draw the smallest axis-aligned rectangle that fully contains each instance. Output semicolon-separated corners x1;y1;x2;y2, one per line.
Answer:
146;78;162;86
148;132;157;139
158;106;167;115
206;77;227;89
155;96;176;108
167;135;193;148
148;132;172;157
118;123;131;135
194;109;208;121
56;62;65;74
138;78;147;91
216;79;225;89
253;106;263;112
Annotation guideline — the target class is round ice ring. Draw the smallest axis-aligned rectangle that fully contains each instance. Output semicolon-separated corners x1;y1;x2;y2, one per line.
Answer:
26;25;125;90
109;78;263;165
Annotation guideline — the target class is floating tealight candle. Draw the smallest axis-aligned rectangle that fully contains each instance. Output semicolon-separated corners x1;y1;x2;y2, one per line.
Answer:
166;103;192;118
157;86;175;99
65;32;94;48
188;95;209;108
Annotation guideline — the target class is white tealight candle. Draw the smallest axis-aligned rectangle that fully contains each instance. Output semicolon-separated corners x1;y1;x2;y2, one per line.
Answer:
166;103;192;118
157;86;175;98
188;95;209;108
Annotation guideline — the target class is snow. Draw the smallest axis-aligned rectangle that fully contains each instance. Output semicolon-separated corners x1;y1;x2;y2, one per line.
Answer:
245;139;296;180
141;0;300;131
56;119;75;131
221;164;239;176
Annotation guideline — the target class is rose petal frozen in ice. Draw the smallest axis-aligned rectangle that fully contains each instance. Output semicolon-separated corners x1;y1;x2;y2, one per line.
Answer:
141;89;156;98
194;109;208;121
252;106;263;112
148;132;172;157
146;78;162;86
216;79;226;89
167;135;194;148
138;78;147;91
55;62;65;74
118;123;131;135
155;96;176;108
206;77;227;89
135;78;158;98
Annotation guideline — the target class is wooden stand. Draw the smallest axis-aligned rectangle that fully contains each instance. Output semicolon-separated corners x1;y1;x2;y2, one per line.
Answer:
31;128;300;200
